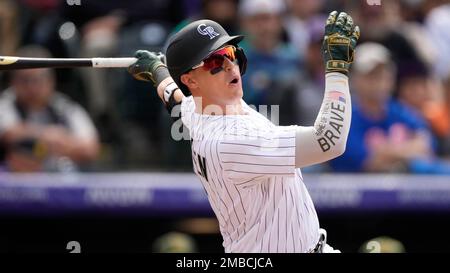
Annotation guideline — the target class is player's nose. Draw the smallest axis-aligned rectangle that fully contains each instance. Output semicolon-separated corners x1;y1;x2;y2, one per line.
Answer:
223;58;236;72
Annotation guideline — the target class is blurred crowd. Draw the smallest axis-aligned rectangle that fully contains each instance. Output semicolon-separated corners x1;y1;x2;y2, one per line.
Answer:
0;0;449;174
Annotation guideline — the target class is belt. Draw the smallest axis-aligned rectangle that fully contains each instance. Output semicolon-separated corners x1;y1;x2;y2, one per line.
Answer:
309;229;327;253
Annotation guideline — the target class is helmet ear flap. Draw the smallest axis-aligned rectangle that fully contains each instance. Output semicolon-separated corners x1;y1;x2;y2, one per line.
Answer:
235;46;247;76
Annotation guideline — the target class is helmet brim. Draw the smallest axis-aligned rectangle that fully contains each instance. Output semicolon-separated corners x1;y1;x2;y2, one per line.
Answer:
210;35;244;54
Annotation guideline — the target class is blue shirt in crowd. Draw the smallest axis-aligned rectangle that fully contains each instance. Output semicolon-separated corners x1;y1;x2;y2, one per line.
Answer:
330;99;430;173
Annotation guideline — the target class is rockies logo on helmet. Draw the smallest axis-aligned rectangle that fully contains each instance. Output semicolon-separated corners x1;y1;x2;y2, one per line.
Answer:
197;24;220;40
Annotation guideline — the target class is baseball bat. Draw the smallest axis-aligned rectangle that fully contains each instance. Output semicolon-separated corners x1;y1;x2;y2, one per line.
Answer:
0;56;138;70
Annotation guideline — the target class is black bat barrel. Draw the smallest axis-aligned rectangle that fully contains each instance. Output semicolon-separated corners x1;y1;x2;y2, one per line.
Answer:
0;57;93;70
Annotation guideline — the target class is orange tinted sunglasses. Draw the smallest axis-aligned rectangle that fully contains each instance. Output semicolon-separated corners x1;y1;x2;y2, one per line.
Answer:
191;45;237;75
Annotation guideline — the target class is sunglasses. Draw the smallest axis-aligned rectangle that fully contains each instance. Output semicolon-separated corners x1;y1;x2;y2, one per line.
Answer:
191;45;238;75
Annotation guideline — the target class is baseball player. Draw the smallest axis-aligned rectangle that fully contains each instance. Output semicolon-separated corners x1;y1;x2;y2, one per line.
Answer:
128;11;359;253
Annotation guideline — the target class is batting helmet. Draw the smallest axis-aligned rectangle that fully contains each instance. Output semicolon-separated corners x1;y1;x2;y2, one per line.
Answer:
165;19;247;96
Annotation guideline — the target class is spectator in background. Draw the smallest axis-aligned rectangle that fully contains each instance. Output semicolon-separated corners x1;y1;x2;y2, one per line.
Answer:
421;75;450;158
396;61;432;113
0;46;99;172
395;0;440;69
346;0;428;83
284;0;326;59
395;61;439;134
424;1;450;80
395;60;450;160
329;43;435;173
58;0;185;170
239;0;302;125
60;0;184;122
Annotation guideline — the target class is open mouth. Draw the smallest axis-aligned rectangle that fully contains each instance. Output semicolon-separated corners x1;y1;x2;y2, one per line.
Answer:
229;77;239;84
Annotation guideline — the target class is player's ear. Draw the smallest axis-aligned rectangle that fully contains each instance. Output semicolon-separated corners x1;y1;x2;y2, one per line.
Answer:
181;73;198;90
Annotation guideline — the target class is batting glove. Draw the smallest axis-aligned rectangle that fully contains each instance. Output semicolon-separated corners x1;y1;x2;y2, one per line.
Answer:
322;11;360;75
128;50;169;87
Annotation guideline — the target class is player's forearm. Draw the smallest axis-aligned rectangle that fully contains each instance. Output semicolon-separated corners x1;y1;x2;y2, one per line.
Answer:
295;73;351;168
156;77;185;106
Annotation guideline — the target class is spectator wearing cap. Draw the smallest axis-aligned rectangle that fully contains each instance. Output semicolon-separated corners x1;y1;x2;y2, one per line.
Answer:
329;43;446;174
238;0;303;125
0;46;100;172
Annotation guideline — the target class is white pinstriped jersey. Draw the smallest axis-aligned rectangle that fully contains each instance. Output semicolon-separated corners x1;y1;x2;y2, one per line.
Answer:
180;96;320;253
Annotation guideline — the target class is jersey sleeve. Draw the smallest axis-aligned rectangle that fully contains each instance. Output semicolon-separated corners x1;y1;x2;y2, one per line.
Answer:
293;73;351;168
218;120;297;184
180;96;195;131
